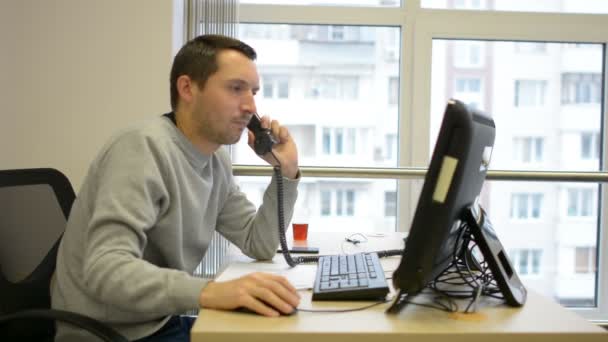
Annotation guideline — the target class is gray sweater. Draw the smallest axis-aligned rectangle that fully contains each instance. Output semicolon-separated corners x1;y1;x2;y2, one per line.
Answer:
51;115;299;341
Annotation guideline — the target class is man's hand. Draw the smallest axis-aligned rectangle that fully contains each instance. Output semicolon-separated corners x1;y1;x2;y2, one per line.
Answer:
247;115;299;179
199;272;300;317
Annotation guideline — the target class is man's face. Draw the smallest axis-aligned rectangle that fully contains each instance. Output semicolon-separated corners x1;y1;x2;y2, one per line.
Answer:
191;49;260;147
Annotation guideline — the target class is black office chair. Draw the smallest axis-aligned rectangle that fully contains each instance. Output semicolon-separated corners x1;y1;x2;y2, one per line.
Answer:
0;168;128;341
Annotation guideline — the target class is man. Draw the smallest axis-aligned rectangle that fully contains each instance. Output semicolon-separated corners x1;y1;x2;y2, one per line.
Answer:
51;34;301;341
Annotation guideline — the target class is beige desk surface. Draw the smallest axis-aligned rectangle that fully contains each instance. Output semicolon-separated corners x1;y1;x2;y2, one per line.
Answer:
191;232;606;342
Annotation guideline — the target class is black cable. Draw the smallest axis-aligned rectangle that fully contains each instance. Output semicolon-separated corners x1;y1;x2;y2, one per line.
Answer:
424;219;508;313
271;153;298;268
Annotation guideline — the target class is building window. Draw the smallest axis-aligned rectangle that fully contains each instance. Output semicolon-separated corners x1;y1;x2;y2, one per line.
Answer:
581;132;600;160
454;76;483;109
453;0;485;9
308;76;359;100
330;25;345;40
262;75;289;99
389;76;399;105
561;73;602;104
346;128;356;154
385;134;397;160
384;191;397;217
510;249;542;275
345;190;355;216
514;42;547;53
511;193;543;219
514;80;547;107
320;189;356;216
296;25;362;42
513;137;544;163
453;41;484;68
321;127;357;155
575;247;597;274
567;188;595;217
321;190;331;216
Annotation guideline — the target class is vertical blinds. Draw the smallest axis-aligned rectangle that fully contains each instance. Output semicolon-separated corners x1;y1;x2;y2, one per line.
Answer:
189;0;239;281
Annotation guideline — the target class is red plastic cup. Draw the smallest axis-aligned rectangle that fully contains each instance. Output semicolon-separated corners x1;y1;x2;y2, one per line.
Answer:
292;223;309;240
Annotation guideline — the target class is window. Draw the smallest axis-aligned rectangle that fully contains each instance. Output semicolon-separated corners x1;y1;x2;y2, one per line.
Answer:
452;0;485;10
513;137;544;163
322;127;357;155
422;0;608;13
389;76;399;105
515;42;547;54
346;128;356;154
567;188;596;217
455;78;481;92
384;191;397;217
581;132;600;160
453;41;484;68
511;193;543;219
431;38;603;313
320;189;356;216
453;77;483;109
510;249;542;275
241;0;400;7
575;247;597;274
262;75;289;99
321;190;331;216
308;76;359;100
226;0;608;319
562;73;602;104
514;80;547;107
385;134;397;160
330;25;345;41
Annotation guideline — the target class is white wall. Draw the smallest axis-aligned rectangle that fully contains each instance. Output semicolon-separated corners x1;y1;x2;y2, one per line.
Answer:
0;0;175;190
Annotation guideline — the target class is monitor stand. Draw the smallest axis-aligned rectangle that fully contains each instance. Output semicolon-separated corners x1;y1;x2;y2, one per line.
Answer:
386;204;526;314
462;204;527;307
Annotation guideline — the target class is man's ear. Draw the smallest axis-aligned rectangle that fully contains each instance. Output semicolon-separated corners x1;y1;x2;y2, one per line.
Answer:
176;75;196;105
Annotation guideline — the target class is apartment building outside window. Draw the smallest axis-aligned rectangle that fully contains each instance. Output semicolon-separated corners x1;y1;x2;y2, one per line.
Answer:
581;132;600;160
515;42;547;54
384;191;397;217
230;0;608;320
510;249;542;275
322;127;358;155
321;189;355;217
453;41;484;68
385;134;397;161
575;247;597;274
562;73;602;104
454;76;483;109
567;188;595;217
514;80;547;107
389;76;399;105
262;75;289;99
511;193;543;219
308;76;359;100
513;137;544;163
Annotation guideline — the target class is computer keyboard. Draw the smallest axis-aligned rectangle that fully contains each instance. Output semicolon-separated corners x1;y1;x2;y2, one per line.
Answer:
312;252;389;301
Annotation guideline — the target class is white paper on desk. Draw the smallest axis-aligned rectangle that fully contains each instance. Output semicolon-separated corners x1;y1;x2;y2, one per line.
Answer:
215;262;316;290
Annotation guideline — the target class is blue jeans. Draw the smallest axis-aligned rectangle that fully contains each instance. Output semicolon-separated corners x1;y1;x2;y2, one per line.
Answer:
134;316;196;342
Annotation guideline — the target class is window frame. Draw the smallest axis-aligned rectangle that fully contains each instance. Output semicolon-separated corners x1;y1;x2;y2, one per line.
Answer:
238;0;608;322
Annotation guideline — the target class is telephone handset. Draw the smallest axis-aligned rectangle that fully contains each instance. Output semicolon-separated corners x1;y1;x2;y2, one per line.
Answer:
247;113;277;155
247;113;317;267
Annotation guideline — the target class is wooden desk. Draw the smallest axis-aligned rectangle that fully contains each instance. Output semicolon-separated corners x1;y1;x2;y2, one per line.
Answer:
191;232;606;342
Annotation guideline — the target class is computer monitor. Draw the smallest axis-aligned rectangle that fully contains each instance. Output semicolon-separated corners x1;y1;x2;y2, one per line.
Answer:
389;99;525;313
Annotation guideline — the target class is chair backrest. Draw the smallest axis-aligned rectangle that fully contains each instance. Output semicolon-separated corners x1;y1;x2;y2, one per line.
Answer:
0;168;75;337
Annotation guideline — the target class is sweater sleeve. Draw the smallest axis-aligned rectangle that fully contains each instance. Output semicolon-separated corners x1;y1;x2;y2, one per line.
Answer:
81;133;207;315
215;150;300;260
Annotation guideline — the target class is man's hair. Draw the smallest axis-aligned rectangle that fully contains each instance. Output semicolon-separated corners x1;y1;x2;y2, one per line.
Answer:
169;34;257;110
